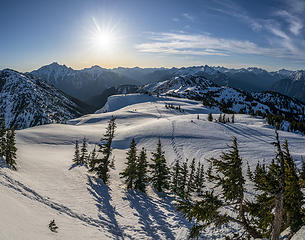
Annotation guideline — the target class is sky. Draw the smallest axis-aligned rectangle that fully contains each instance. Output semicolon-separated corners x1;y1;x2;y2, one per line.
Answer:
1;0;305;72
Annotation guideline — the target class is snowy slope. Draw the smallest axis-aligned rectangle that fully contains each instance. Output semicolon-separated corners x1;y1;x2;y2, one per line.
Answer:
0;69;91;129
1;94;305;239
141;74;305;120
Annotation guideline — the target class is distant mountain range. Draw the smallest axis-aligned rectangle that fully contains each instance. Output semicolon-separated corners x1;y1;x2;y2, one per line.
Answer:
0;69;93;129
30;62;305;103
141;74;305;123
1;63;305;130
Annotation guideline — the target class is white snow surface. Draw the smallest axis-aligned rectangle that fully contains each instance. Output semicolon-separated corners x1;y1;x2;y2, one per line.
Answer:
1;93;305;239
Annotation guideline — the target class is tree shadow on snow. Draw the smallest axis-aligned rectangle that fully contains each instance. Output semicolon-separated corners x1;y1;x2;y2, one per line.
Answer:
68;163;79;170
0;157;9;169
123;190;191;239
87;175;124;239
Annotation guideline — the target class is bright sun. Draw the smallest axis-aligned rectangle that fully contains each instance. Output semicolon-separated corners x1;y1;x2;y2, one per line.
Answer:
93;31;115;50
89;17;118;52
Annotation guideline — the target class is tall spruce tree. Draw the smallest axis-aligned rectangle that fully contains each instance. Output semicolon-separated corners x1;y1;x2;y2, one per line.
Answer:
218;114;222;123
120;138;137;189
5;128;17;170
135;147;148;192
194;162;204;195
73;140;80;165
0;116;6;157
88;147;97;169
149;138;170;192
300;160;305;184
270;130;285;240
186;158;196;197
178;159;188;198
171;160;182;195
249;131;304;239
282;140;303;233
90;116;116;184
177;137;262;239
80;137;88;165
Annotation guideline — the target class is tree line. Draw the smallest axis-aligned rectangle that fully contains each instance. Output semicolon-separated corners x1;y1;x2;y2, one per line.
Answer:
0;116;17;170
72;116;116;184
176;130;305;239
72;115;304;239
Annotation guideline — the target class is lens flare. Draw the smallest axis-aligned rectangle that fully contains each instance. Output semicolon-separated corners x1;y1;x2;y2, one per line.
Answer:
89;17;118;52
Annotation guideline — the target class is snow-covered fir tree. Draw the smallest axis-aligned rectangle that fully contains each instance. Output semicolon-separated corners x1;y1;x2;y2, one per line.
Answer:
5;128;17;170
171;160;182;195
149;138;170;192
178;159;188;198
120;138;137;189
177;137;262;239
0;116;6;157
88;146;97;169
89;116;116;184
194;161;204;195
135;147;148;192
186;158;196;197
250;135;304;238
73;140;80;165
80;137;88;165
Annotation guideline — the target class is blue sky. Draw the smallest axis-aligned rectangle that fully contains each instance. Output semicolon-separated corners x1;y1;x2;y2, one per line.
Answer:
1;0;305;71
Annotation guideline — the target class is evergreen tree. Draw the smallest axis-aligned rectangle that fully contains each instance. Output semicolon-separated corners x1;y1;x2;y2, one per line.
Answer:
73;140;80;165
194;162;204;195
222;114;226;123
149;138;170;192
80;137;88;165
282;140;304;233
197;114;199;120
186;158;196;197
88;147;97;169
208;113;213;122
48;220;58;233
5;128;17;170
120;138;137;189
90;116;116;184
250;131;304;239
0;116;6;158
247;161;253;181
178;159;188;198
135;147;149;192
300;160;305;182
218;114;222;123
177;137;262;239
231;113;235;123
171;160;182;195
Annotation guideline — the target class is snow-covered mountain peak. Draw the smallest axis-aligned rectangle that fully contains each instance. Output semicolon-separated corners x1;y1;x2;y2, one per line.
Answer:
140;74;214;95
292;70;305;82
0;69;90;129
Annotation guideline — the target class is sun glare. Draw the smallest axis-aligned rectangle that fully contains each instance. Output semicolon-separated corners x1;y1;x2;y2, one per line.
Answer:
93;31;115;50
89;17;118;53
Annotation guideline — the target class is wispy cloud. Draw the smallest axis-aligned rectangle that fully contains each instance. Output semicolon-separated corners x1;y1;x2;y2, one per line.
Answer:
209;0;262;32
136;32;305;61
275;10;303;35
136;32;276;57
182;13;194;21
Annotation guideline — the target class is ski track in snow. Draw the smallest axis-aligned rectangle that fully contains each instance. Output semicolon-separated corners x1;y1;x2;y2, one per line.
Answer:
152;99;184;166
2;94;305;239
